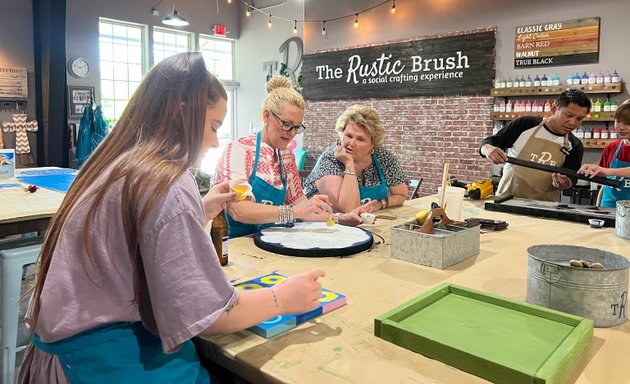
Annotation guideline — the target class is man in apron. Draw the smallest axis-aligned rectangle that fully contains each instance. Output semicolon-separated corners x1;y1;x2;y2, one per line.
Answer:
578;99;630;207
479;90;591;201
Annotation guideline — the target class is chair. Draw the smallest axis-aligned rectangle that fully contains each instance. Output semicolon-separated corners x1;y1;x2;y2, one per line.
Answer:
0;237;42;384
407;178;423;200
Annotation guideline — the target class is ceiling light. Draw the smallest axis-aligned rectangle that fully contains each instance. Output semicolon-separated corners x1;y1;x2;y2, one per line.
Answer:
162;3;189;26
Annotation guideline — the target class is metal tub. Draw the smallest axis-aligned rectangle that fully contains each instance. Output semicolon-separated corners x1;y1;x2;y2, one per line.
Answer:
527;244;629;327
616;200;630;240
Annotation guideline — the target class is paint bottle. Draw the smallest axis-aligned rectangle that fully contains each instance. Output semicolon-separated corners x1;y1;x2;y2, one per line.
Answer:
544;99;551;113
588;73;596;85
493;101;500;112
525;100;532;113
505;100;512;113
541;74;548;86
593;99;602;112
494;78;501;88
603;99;611;112
533;74;541;87
552;74;560;86
499;100;506;113
611;99;619;112
610;128;618;139
604;71;612;84
596;71;604;84
583;127;592;139
519;76;526;88
600;127;609;139
575;127;585;139
506;77;513;88
580;72;589;85
566;74;574;85
593;127;601;139
525;75;532;87
612;69;620;83
574;72;581;85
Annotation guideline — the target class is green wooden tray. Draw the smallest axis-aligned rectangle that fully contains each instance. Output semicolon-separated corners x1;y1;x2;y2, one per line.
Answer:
375;283;593;384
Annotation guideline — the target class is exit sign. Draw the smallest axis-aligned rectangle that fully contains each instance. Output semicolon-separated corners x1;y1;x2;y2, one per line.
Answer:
213;24;227;37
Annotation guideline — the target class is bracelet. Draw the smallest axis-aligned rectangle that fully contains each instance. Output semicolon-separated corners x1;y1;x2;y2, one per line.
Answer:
278;205;295;225
270;288;280;308
333;212;341;223
380;198;388;210
344;169;357;176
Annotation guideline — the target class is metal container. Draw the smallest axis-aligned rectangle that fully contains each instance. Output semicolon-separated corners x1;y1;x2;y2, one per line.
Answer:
527;245;629;327
615;200;630;240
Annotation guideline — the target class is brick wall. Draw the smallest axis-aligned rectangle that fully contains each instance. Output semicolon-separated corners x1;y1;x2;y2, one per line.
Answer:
303;96;495;197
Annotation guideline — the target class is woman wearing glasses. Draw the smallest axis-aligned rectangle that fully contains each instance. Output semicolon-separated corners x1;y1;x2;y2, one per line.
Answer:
303;105;408;214
214;77;361;237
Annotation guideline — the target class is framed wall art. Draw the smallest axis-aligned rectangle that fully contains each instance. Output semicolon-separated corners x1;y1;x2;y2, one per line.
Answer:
68;85;94;117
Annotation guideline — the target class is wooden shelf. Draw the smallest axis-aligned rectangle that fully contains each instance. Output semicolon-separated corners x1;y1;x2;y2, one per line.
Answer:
491;111;616;122
491;82;623;97
581;138;617;149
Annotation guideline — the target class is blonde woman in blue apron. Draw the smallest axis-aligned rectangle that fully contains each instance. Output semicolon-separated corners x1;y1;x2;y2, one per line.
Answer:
303;105;408;214
578;99;630;207
480;90;591;201
214;77;361;237
18;53;327;384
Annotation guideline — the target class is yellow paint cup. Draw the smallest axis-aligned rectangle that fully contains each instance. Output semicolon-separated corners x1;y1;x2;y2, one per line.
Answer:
229;180;251;201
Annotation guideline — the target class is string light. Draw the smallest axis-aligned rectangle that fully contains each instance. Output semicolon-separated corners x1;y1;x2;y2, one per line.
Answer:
227;0;232;3
236;0;395;36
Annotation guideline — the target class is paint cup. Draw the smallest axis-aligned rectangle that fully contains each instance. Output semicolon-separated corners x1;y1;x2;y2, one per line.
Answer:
229;179;252;201
437;186;466;221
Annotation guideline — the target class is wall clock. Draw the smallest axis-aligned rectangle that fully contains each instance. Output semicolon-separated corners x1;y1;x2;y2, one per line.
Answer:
67;57;90;78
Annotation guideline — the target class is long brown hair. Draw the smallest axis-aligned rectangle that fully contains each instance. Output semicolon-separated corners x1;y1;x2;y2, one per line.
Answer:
29;52;227;326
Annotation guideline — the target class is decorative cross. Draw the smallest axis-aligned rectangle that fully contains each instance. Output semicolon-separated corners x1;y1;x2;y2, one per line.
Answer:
2;113;38;154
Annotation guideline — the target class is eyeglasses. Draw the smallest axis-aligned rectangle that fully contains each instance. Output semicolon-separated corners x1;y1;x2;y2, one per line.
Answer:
271;111;306;134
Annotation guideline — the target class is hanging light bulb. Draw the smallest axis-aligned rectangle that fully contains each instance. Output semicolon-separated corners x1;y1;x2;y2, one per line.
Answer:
391;0;396;14
354;13;359;28
245;5;252;17
267;15;272;28
293;20;298;35
227;0;232;3
321;21;327;36
163;2;189;27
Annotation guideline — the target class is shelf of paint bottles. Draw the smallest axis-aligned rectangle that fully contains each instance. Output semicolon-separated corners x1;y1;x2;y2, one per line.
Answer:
492;70;623;96
492;98;620;121
576;126;619;149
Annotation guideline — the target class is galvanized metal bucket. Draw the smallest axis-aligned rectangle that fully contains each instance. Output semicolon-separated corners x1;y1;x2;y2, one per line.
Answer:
615;200;630;240
527;244;629;327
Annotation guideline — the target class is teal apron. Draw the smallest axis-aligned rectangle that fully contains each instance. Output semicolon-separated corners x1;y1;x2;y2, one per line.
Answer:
31;322;209;384
227;132;287;237
358;154;389;205
601;142;630;208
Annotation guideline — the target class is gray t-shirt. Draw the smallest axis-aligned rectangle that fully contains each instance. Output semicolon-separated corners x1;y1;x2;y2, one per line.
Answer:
303;143;407;199
32;170;238;354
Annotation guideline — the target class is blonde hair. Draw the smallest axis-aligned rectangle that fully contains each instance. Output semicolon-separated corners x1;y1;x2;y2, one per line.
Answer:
262;76;304;114
29;52;227;327
335;105;384;148
615;99;630;125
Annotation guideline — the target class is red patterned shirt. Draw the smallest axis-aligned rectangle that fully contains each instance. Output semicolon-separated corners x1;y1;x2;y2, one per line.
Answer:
214;133;305;205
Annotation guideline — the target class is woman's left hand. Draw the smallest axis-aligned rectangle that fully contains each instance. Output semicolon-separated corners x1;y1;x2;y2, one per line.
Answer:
203;181;237;222
337;212;362;226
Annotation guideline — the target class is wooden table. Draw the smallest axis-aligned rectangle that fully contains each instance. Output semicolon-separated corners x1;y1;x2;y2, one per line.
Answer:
0;170;66;237
196;196;630;384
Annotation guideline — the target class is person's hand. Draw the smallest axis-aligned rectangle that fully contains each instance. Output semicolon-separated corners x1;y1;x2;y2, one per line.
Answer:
337;212;362;226
481;144;508;164
273;269;325;314
203;181;237;221
294;195;334;221
578;164;609;178
334;146;355;169
551;173;572;190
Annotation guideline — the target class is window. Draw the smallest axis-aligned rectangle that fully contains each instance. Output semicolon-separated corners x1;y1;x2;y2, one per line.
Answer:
199;35;234;80
98;19;145;122
153;27;192;65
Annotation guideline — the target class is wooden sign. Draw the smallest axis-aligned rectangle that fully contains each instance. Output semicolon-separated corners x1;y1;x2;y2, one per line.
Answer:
0;67;28;98
301;31;495;100
514;17;600;68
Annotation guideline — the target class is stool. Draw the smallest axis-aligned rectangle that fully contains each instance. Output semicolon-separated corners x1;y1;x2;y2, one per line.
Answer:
0;237;42;384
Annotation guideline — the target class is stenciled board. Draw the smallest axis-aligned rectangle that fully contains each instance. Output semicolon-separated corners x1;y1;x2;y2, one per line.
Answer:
16;168;78;193
234;272;346;338
254;222;373;257
485;195;615;227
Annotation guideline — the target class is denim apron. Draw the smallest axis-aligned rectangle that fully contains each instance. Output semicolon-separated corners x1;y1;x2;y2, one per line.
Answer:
601;141;630;208
31;322;209;384
227;132;287;237
358;154;389;205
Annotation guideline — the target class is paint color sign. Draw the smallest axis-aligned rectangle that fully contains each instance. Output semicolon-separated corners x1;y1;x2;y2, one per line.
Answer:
0;67;28;98
514;17;600;68
301;31;495;100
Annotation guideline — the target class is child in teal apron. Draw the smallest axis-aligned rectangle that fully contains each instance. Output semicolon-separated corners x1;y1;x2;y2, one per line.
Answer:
600;142;630;207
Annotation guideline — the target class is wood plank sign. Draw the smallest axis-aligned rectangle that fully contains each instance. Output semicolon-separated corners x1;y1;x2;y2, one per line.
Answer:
0;67;28;98
301;31;495;100
514;17;600;68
